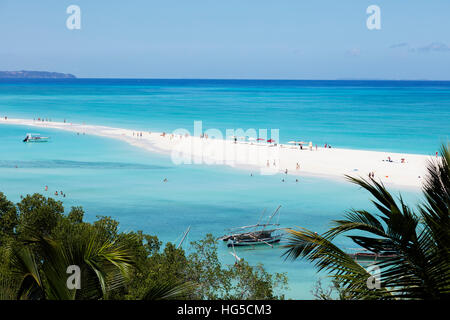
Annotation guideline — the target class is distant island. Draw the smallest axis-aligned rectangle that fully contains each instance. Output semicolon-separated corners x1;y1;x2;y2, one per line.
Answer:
0;70;76;79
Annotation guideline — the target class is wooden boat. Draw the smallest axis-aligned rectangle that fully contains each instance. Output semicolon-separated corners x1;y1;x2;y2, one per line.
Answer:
23;133;49;143
219;206;283;248
347;248;397;263
226;233;282;247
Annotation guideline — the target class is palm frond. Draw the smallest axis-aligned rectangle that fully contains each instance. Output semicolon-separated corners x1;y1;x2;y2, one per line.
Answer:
282;227;389;299
142;280;195;300
284;144;450;299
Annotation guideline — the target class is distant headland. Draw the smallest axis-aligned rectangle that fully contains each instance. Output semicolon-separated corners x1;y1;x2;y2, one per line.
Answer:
0;70;76;79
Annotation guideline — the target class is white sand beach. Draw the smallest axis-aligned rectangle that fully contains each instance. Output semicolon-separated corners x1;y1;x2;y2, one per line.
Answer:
0;117;435;189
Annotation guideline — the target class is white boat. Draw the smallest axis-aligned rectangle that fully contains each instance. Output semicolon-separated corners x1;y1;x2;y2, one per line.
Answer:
23;133;49;143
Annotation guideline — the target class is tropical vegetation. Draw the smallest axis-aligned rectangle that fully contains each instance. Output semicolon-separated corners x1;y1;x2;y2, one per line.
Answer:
0;193;287;300
283;144;450;299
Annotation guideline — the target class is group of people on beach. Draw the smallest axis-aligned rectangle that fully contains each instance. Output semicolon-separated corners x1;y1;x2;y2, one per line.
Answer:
383;156;408;164
159;132;191;140
34;117;52;122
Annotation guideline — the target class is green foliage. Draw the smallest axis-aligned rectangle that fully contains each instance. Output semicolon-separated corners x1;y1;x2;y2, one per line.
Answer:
186;234;288;300
16;194;63;238
0;193;287;300
0;192;18;240
283;143;450;300
311;278;359;300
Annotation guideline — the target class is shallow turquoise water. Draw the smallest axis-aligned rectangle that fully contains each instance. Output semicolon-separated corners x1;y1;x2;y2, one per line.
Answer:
0;124;422;299
1;79;449;154
0;79;441;298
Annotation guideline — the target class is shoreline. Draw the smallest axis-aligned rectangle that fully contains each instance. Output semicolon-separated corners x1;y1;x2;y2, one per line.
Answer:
0;117;434;189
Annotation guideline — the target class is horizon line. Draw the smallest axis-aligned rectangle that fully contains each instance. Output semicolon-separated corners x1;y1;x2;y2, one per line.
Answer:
3;76;450;82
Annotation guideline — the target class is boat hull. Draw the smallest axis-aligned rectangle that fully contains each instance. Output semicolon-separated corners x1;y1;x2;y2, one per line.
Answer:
24;139;48;143
227;236;281;247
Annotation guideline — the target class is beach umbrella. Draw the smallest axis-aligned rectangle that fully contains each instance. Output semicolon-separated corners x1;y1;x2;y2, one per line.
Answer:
267;139;275;143
256;138;265;141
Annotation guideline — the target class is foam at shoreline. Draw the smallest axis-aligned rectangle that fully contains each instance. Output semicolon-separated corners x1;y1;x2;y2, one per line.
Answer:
0;117;434;189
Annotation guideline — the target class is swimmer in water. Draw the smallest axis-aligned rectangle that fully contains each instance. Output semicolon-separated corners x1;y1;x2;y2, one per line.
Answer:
55;191;58;196
163;178;168;182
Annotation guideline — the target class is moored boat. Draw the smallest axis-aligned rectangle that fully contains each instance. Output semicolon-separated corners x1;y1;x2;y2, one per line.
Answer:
23;133;49;143
227;233;282;247
347;248;397;263
219;206;284;248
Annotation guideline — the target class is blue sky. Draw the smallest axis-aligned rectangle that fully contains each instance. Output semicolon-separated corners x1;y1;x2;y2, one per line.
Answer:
0;0;449;79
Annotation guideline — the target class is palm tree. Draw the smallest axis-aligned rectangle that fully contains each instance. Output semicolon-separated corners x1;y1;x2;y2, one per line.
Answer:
283;144;450;299
10;230;133;300
7;230;194;300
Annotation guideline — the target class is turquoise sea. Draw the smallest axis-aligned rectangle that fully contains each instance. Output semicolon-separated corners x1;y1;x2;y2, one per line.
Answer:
0;79;449;299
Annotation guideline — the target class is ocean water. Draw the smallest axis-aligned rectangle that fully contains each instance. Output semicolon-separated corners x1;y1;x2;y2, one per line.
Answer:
1;79;449;154
0;79;446;299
